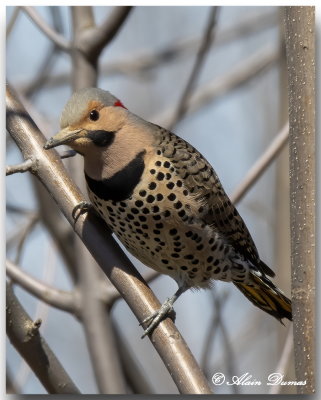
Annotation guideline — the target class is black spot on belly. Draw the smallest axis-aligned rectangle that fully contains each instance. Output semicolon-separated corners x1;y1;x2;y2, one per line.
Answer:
85;150;145;201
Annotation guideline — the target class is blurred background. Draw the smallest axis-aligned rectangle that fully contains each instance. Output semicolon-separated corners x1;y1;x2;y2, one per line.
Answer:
6;5;294;394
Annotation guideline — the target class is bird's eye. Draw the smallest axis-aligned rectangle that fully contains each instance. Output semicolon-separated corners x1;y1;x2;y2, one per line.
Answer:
89;110;100;121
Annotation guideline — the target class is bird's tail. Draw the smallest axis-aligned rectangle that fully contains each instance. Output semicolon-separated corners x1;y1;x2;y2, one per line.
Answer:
234;273;292;322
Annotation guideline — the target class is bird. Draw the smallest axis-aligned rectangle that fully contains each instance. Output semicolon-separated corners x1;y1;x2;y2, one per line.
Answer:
44;87;292;337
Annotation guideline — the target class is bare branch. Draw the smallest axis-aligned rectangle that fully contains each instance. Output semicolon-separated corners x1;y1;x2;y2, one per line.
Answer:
6;366;18;394
6;203;35;216
169;7;219;129
6;259;76;313
21;6;70;52
75;240;127;394
16;9;278;91
6;282;80;394
6;159;35;176
14;213;39;264
284;6;315;394
231;122;289;204
269;327;294;394
6;6;21;38
200;290;228;371
157;45;279;128
6;84;212;394
106;269;160;308
84;6;133;58
22;7;65;99
114;325;154;394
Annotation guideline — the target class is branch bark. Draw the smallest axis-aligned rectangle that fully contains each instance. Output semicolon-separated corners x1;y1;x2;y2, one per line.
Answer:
6;159;35;175
6;282;80;394
6;259;76;313
284;6;315;394
6;83;212;394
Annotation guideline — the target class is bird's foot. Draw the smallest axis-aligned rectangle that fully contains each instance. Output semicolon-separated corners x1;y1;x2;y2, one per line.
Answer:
140;298;176;338
72;201;92;221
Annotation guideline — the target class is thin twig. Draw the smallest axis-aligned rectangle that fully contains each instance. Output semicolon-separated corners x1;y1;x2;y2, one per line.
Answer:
21;6;70;51
17;10;278;91
6;366;18;394
268;327;294;394
157;45;279;128
6;282;80;394
200;290;228;370
213;293;238;394
6;259;76;313
6;6;21;38
84;6;133;58
169;7;219;130
23;7;65;98
231;122;289;204
6;204;35;216
14;214;39;264
6;159;35;176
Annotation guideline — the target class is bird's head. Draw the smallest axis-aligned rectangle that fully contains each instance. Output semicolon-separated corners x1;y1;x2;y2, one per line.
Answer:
44;88;154;180
44;87;128;154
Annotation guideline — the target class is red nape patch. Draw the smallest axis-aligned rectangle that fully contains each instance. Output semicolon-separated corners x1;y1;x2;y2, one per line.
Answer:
114;100;127;109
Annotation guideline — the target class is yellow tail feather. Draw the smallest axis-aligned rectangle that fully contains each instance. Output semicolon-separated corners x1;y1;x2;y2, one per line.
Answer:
234;274;292;322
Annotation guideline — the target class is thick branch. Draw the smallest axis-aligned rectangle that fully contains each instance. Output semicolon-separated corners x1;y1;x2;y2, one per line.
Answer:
6;282;80;394
284;6;315;394
6;84;212;394
6;259;76;313
21;6;70;51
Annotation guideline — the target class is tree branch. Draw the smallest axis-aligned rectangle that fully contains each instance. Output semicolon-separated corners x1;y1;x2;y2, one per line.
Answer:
75;240;127;393
156;45;279;128
169;7;219;129
6;159;35;176
16;9;278;91
21;6;70;52
6;83;212;394
284;6;315;394
269;327;294;394
6;6;21;37
6;259;76;313
6;282;80;394
83;6;133;58
231;122;289;204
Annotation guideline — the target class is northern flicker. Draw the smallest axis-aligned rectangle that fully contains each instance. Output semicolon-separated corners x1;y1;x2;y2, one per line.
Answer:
44;88;292;337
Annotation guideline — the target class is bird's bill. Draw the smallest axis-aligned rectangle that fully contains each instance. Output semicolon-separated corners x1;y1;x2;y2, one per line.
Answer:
43;128;83;150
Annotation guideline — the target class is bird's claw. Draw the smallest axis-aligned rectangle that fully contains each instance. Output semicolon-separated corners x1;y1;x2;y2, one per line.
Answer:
140;299;176;338
72;201;92;221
